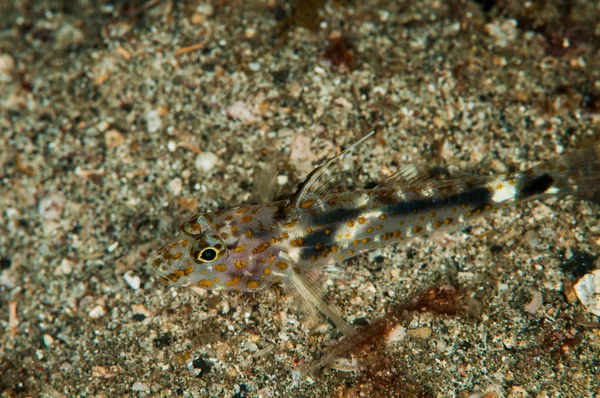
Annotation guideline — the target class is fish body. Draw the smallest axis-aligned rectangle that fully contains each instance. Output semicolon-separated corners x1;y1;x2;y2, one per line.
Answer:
153;133;600;334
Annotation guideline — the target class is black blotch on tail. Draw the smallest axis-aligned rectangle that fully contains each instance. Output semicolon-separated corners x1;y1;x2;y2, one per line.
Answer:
518;174;554;198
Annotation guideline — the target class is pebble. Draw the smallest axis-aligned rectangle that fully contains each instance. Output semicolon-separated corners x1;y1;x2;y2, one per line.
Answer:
277;175;288;185
523;230;539;248
524;290;543;314
89;305;106;319
563;281;578;304
39;194;65;221
226;101;260;123
195;152;218;172
167;140;177;152
196;3;214;16
145;109;162;133
105;129;125;148
574;269;600;316
132;304;151;317
406;327;432;339
168;177;183;195
55;23;85;49
485;19;518;48
43;334;54;347
386;324;406;344
0;54;15;79
107;241;119;253
59;258;74;275
123;271;141;290
131;382;149;392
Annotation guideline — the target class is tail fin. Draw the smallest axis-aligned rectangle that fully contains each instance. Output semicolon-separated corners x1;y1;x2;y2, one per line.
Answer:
516;142;600;203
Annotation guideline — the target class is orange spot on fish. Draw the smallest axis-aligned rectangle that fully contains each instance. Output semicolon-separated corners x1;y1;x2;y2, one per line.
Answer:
225;277;241;286
290;237;305;247
252;241;270;254
300;200;313;208
197;279;214;288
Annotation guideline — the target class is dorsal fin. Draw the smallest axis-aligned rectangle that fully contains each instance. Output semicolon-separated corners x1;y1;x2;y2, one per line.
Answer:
368;162;493;206
285;131;375;211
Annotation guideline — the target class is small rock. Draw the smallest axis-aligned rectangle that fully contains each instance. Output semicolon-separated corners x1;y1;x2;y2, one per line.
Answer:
485;19;517;48
0;54;15;79
563;281;578;304
43;334;54;347
226;101;260;123
59;258;74;275
196;3;214;16
524;230;539;248
55;23;85;49
123;271;141;290
277;175;288;185
333;97;352;109
195;152;218;172
131;382;149;392
406;327;432;339
107;241;119;253
39;194;65;221
89;305;105;319
386;324;406;344
132;304;151;317
524;290;543;314
168;177;183;195
573;269;600;316
105;129;125;148
145;109;162;133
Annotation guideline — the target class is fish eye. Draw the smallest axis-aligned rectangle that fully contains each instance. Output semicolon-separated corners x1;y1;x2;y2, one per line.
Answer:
190;235;225;263
199;247;217;262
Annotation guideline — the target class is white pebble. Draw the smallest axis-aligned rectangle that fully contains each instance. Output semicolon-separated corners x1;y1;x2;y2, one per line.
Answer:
386;324;406;344
167;140;177;152
145;109;162;133
60;258;74;275
196;3;214;16
226;101;260;123
43;334;54;347
168;177;183;195
277;175;288;185
574;269;600;316
124;271;141;290
0;54;15;78
195;152;218;172
107;241;119;253
89;305;105;319
131;382;149;392
248;62;261;71
524;290;543;314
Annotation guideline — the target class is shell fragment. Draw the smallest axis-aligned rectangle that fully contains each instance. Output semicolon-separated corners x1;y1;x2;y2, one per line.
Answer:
573;269;600;316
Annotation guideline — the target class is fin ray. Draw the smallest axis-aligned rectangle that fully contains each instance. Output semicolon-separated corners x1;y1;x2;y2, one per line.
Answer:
285;131;375;211
284;262;357;338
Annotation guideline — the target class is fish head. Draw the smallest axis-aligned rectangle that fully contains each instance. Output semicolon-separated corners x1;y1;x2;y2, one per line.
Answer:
153;210;284;291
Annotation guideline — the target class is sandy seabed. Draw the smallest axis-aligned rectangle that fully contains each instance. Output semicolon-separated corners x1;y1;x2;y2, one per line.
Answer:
1;1;600;396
